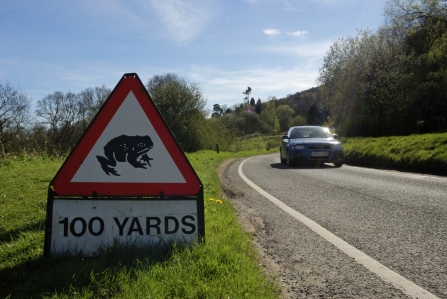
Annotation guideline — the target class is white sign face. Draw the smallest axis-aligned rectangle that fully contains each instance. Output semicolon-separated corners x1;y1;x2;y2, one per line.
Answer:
50;199;198;256
71;91;186;183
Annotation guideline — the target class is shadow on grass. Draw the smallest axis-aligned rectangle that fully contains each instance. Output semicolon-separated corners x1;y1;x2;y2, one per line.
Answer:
344;160;447;177
0;220;45;242
0;240;181;299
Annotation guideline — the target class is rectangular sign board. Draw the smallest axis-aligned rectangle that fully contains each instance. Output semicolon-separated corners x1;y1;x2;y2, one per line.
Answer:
45;198;202;256
44;74;204;257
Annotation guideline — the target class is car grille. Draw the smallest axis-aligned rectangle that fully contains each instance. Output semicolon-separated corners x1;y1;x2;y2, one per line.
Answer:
307;145;330;150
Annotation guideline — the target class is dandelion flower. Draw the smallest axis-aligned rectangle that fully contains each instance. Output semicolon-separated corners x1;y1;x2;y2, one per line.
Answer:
209;198;214;201
216;199;223;204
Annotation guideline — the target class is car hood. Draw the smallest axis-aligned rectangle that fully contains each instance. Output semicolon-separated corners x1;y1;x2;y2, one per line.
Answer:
291;138;340;145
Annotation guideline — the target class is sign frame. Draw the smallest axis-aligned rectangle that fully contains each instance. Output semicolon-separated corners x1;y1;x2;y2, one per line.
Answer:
44;189;205;256
44;73;204;257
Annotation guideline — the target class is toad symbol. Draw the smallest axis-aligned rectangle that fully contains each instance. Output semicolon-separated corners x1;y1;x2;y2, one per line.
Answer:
96;135;154;176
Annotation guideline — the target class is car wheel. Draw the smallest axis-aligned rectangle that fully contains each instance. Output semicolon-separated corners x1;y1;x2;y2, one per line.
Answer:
286;151;295;167
280;148;286;164
334;161;343;168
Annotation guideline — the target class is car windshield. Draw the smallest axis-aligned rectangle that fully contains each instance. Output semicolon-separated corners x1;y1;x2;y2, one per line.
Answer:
290;127;332;138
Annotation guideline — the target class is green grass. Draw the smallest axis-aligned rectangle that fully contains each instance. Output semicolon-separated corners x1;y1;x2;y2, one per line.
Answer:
0;140;281;299
226;134;281;153
342;132;447;173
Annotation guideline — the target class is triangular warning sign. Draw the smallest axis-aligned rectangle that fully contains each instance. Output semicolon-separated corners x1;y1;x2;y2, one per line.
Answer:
51;73;202;197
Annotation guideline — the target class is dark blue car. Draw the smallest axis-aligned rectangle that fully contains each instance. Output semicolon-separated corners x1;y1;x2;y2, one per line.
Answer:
280;126;343;167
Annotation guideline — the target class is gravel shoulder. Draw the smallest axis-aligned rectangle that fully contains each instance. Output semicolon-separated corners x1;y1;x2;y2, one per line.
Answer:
218;158;289;298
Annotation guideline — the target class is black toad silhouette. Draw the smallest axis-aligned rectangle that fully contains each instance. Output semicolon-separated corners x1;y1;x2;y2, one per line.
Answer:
96;135;154;176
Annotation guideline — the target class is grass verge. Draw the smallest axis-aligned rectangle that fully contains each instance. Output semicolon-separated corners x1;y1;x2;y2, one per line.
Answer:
0;145;281;298
342;132;447;174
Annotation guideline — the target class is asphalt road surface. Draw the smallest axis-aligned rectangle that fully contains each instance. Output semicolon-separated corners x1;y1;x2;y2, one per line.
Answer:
221;153;447;298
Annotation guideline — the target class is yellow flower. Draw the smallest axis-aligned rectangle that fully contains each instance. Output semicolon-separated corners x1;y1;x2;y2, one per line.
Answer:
209;198;214;201
216;199;223;204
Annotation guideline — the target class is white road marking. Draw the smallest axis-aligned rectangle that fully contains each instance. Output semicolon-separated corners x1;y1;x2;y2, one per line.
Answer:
238;157;439;299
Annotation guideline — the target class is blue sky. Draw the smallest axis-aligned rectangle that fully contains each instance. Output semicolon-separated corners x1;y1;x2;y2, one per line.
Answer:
1;0;388;112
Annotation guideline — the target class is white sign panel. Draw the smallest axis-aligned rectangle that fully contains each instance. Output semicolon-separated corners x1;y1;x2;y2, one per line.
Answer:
71;91;186;183
49;199;198;256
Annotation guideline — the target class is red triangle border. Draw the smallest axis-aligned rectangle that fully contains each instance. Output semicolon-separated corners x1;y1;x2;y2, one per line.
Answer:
51;74;202;197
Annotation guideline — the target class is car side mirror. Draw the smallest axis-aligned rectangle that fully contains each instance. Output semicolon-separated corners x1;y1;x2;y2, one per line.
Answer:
282;135;289;139
332;134;339;139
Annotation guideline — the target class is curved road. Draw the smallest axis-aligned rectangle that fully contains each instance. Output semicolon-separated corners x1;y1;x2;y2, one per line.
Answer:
222;153;447;298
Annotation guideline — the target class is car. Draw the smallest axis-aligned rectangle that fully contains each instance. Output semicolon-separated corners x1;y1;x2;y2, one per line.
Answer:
280;126;343;167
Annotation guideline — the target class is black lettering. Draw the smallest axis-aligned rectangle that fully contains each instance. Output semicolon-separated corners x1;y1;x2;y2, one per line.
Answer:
59;217;69;237
114;217;129;236
146;217;161;235
70;217;87;237
88;217;104;236
181;215;196;234
128;217;143;235
165;216;179;234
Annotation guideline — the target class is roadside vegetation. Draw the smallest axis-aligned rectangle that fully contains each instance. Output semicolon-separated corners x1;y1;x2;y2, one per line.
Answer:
342;132;447;173
0;138;281;299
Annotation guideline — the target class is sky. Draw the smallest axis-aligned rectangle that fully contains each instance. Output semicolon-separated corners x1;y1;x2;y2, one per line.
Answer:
1;0;389;112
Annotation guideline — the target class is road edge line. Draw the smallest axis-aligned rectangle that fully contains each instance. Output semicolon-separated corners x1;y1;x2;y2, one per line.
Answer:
238;157;439;299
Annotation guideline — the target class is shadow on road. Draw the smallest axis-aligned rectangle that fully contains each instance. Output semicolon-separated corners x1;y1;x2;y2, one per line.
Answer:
270;162;340;170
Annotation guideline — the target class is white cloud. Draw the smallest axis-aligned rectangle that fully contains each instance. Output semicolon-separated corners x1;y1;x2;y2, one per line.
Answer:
286;30;309;37
263;29;281;35
148;0;217;44
187;64;320;107
262;41;331;58
264;29;309;37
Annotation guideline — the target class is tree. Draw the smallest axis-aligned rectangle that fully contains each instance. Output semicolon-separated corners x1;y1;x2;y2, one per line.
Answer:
78;85;111;132
291;115;307;126
35;91;80;153
221;111;271;136
242;86;252;104
261;97;280;133
202;117;237;151
318;27;410;136
221;104;228;114
234;103;244;114
307;103;325;126
0;82;30;155
146;73;208;152
384;0;447;38
276;105;295;132
255;98;262;114
212;103;224;117
384;0;447;132
250;97;255;106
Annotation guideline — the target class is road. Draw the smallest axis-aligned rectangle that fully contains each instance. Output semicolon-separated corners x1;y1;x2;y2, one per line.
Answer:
221;153;447;298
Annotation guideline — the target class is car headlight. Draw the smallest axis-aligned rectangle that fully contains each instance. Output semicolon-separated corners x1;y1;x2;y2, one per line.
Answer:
292;145;305;150
331;144;342;150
